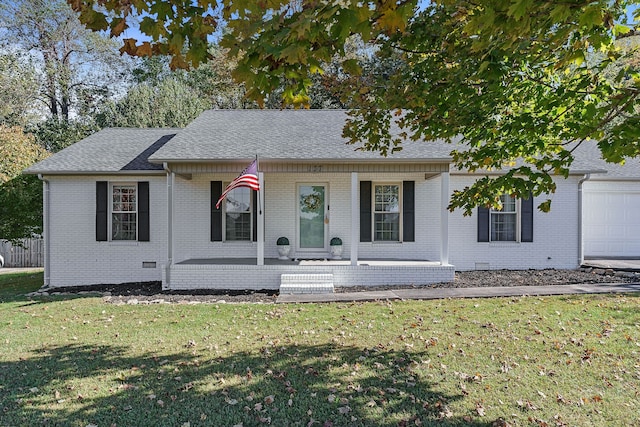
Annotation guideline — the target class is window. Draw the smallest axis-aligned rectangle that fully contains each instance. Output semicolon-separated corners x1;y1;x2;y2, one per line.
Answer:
111;184;137;240
374;184;400;241
490;194;517;241
478;194;533;243
97;181;148;242
224;186;251;241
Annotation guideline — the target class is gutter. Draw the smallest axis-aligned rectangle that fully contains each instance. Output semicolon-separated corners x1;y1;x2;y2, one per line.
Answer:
37;174;50;287
578;173;591;266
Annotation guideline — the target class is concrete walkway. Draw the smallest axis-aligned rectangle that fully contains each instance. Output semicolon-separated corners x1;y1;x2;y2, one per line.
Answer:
277;282;640;303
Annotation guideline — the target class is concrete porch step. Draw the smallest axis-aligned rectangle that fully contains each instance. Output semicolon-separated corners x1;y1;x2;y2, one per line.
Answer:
280;273;334;294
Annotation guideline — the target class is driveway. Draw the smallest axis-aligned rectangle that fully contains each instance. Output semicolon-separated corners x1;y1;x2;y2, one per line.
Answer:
582;259;640;271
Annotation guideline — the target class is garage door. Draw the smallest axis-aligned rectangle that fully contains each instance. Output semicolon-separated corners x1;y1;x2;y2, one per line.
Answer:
583;182;640;258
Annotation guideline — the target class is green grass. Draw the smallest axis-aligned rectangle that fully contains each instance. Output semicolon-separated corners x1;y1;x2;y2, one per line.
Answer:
1;272;640;426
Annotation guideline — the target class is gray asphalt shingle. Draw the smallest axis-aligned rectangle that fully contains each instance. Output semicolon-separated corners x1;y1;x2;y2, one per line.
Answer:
570;141;640;179
23;110;639;179
148;109;455;162
25;128;179;174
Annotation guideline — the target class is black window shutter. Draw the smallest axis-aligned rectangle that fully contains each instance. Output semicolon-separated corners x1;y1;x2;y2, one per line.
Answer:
521;193;534;242
252;189;258;242
211;181;223;241
360;181;372;242
96;181;108;241
477;206;490;242
138;182;150;242
402;181;415;242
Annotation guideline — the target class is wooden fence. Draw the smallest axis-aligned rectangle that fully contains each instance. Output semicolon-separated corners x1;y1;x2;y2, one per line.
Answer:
0;238;44;268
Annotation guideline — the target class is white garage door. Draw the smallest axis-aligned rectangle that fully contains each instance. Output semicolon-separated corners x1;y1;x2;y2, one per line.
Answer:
583;182;640;258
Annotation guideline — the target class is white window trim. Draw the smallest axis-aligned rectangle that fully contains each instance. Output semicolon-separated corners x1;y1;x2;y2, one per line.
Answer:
222;184;253;242
110;182;138;242
372;182;403;243
489;197;521;243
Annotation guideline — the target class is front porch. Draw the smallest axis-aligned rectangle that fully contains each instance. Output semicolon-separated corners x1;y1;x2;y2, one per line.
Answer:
163;258;455;290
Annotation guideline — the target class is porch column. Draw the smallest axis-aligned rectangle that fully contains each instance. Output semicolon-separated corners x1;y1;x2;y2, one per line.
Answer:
440;171;450;265
257;172;265;265
350;172;359;265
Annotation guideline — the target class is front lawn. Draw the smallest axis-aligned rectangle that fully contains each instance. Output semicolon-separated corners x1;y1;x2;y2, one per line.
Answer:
1;272;639;426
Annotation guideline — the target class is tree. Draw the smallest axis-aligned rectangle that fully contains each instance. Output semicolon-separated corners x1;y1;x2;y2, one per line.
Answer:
96;77;209;128
0;126;49;242
28;118;98;153
185;46;256;109
0;52;40;127
0;0;130;122
70;0;640;213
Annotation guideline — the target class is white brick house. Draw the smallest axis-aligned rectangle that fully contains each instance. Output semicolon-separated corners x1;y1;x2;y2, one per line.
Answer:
24;110;639;290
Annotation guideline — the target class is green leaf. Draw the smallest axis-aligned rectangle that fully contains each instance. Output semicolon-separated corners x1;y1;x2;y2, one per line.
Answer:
341;59;361;76
613;24;631;36
507;0;533;20
150;1;174;20
579;5;603;28
140;16;165;40
79;8;108;31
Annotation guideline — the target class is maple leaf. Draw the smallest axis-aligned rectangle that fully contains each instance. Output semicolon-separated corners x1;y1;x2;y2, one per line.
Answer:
110;18;128;37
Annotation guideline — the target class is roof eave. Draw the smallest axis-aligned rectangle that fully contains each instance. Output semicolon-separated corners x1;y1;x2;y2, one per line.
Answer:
23;170;166;176
149;157;454;164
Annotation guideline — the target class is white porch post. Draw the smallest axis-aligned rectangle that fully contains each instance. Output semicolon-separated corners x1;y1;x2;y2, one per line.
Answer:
440;171;450;265
350;172;359;265
257;172;265;265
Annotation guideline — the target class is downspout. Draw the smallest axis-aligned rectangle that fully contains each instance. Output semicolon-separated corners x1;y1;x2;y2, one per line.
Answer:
38;174;50;287
163;163;173;290
578;173;591;267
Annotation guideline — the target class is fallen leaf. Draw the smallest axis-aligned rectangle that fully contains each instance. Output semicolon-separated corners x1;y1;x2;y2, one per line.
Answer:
439;406;453;419
338;406;351;414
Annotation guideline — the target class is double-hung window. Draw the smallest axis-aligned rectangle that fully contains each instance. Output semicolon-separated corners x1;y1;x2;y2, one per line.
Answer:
97;181;148;242
360;180;414;243
111;184;137;240
478;193;533;243
374;184;400;242
224;186;252;241
490;194;518;242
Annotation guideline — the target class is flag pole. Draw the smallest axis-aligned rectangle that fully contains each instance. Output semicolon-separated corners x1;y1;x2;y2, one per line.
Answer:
256;155;262;215
256;154;264;266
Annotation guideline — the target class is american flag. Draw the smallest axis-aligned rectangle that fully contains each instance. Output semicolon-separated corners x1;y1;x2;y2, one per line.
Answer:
215;159;260;209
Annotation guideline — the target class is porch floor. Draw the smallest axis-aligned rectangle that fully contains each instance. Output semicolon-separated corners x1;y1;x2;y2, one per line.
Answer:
176;258;444;267
168;258;454;290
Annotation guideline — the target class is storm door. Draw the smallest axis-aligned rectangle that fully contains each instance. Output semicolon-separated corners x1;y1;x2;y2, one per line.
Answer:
297;184;328;251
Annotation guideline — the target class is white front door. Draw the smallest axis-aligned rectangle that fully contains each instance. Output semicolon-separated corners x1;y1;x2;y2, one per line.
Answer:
298;184;328;252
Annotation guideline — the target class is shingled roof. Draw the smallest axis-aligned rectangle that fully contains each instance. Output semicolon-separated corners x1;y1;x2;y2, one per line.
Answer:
23;110;639;179
25;128;179;174
570;141;640;179
148;109;455;163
